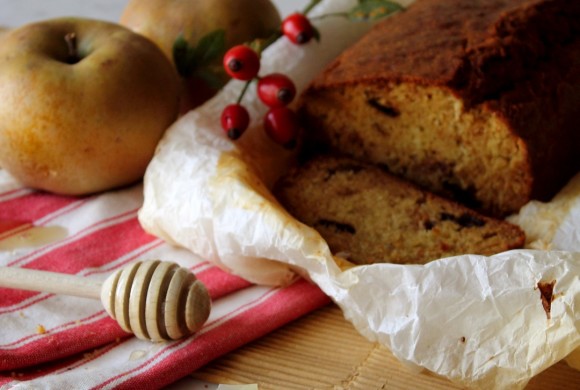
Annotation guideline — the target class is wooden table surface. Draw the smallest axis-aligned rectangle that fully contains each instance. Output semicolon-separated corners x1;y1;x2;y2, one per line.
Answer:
191;303;580;389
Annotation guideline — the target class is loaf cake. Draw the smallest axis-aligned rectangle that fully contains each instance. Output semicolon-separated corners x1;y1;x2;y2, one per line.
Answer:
298;0;580;217
274;155;525;265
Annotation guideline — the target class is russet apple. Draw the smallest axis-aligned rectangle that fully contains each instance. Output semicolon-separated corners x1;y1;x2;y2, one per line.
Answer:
0;17;180;195
120;0;281;111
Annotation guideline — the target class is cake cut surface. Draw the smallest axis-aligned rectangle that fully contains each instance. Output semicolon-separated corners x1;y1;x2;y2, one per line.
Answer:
299;0;580;217
274;155;525;265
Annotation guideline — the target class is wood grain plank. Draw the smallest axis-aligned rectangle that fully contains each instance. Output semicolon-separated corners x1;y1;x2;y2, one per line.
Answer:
192;304;579;389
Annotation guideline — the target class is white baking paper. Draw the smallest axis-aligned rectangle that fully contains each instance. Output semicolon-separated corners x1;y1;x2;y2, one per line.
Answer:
138;0;579;388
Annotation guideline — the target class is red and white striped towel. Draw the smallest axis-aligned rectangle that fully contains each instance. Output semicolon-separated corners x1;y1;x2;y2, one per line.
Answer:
0;171;330;389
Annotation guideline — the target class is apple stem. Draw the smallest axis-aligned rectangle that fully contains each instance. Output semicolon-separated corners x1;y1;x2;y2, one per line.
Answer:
64;32;79;64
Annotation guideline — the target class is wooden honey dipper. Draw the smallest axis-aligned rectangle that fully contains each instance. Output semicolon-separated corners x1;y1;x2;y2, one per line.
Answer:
0;260;211;342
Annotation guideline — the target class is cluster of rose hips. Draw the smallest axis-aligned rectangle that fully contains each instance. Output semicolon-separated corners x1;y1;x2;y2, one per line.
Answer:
220;13;316;149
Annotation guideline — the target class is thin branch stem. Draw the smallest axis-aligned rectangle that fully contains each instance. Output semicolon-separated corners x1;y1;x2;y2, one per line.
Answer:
309;12;349;21
302;0;323;15
236;80;253;105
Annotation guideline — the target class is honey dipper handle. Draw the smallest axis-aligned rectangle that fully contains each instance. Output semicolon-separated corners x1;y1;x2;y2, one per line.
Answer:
0;266;102;299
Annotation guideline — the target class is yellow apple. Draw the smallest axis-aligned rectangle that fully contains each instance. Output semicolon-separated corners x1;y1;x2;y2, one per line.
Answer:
0;17;180;195
120;0;282;111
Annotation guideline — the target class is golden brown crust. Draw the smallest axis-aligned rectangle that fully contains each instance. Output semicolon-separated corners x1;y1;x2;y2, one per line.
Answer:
311;0;580;105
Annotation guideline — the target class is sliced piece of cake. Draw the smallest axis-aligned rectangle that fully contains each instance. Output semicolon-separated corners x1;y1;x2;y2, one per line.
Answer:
274;155;525;265
298;0;580;217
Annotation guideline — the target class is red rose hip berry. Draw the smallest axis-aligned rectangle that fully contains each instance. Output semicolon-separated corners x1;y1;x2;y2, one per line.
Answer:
257;73;297;108
223;45;260;80
282;13;315;45
221;104;250;140
263;107;301;148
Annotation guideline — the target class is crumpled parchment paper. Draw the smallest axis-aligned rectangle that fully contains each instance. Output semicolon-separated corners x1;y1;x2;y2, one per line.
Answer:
138;0;579;388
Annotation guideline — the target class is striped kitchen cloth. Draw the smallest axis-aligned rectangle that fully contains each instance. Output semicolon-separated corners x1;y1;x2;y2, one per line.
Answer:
0;171;330;389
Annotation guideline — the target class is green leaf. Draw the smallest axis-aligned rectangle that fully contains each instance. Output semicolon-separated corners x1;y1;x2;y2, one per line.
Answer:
172;34;195;77
194;67;226;90
172;30;226;78
193;29;226;66
350;0;404;21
